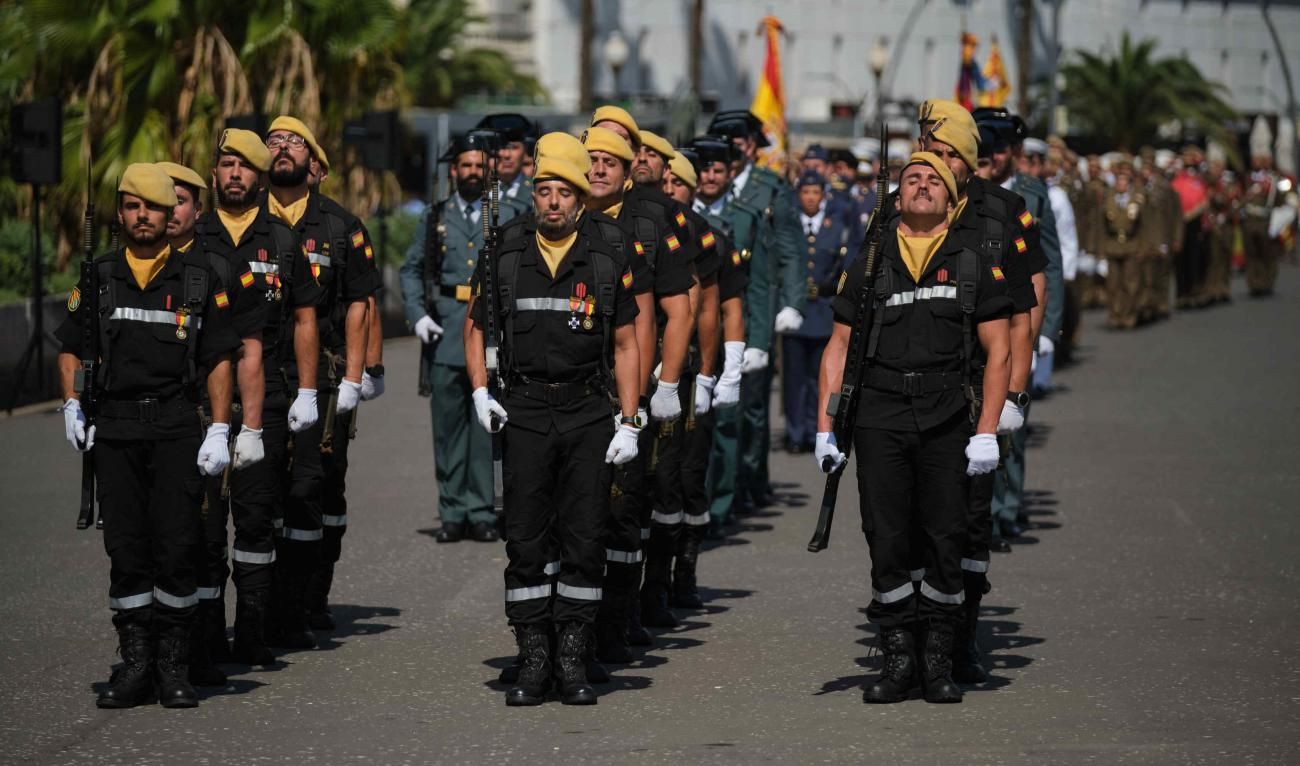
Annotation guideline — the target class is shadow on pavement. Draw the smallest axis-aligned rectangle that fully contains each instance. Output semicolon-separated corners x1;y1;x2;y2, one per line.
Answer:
312;604;402;650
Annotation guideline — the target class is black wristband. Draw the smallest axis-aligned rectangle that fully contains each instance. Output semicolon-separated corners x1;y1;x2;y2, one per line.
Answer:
366;365;385;378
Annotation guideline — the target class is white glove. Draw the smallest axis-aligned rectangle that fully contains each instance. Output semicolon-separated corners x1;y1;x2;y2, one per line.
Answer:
360;370;385;401
605;423;641;465
965;433;1000;476
197;423;231;477
1030;350;1039;373
288;388;318;433
694;375;716;415
472;386;507;433
650;379;681;421
337;379;362;414
1038;335;1055;357
714;342;744;407
774;306;804;333
232;426;264;470
815;432;846;474
414;314;443;344
997;399;1025;434
741;347;769;374
61;399;95;452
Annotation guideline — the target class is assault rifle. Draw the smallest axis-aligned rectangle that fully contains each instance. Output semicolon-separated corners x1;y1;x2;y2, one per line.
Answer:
74;167;99;530
807;122;889;553
467;129;506;520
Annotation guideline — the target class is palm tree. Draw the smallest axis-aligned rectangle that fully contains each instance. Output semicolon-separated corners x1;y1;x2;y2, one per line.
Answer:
1060;33;1237;154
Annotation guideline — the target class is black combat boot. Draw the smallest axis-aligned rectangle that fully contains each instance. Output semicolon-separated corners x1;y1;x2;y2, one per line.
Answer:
505;623;552;706
594;568;634;664
671;525;705;609
202;599;232;663
862;627;917;704
274;554;318;650
307;562;336;631
920;621;964;704
156;624;199;708
640;550;679;628
625;561;653;646
554;622;597;705
97;609;155;709
188;605;227;687
231;590;275;665
952;586;988;684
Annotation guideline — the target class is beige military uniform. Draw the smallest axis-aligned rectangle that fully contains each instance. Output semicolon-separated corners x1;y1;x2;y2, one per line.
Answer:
1094;187;1150;329
1080;177;1108;308
1243;172;1279;295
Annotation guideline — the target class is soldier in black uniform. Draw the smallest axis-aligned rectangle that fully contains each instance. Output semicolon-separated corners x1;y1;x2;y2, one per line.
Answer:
57;164;243;708
817;154;1012;705
263;116;382;644
465;154;642;706
190;130;325;665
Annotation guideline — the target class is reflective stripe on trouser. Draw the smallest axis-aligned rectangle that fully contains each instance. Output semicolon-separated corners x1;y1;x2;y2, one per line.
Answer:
282;390;328;547
502;415;613;625
855;411;970;627
207;395;289;595
738;362;774;495
429;363;495;526
680;405;713;529
648;412;684;529
97;434;204;628
320;407;353;566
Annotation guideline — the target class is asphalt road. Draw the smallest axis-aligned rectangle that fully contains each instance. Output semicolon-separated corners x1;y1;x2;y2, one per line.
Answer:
2;268;1298;765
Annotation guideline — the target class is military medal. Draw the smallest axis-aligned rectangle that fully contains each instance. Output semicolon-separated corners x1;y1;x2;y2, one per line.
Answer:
175;309;188;340
583;297;595;331
572;282;589;331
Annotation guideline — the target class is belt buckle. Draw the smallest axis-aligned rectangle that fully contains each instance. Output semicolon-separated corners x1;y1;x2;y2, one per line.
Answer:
901;372;923;397
139;398;159;421
455;284;472;302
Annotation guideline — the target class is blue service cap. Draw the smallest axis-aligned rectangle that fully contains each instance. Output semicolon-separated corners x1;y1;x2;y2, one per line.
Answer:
803;144;829;161
796;170;827;189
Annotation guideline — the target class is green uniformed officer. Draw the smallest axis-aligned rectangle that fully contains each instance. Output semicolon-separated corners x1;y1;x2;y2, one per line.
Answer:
399;135;528;542
476;113;536;206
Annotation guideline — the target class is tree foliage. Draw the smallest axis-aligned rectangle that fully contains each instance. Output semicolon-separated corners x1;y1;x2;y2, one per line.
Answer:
1060;33;1237;155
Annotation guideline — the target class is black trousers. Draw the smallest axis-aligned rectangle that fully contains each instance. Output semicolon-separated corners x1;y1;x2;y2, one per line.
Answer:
201;392;289;600
320;407;354;566
854;411;970;628
503;415;613;625
279;389;329;566
680;374;713;531
97;434;204;629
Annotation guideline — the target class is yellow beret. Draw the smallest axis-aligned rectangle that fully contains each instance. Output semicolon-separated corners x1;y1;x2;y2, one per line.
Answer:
902;152;958;205
268;115;327;164
119;163;179;207
315;145;330;173
219;128;271;172
535;132;591;173
583;126;635;163
591;105;641;149
640;131;676;160
668;153;697;189
155;161;205;192
918;100;979;170
534;157;592;196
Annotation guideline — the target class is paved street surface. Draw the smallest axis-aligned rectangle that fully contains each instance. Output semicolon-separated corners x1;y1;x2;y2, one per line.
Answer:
2;269;1298;765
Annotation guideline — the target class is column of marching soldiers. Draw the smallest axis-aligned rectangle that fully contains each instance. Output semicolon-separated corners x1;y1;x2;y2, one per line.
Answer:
57;98;1292;710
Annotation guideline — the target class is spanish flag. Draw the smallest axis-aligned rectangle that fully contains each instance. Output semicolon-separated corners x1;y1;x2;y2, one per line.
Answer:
978;39;1011;108
750;15;788;173
955;32;987;111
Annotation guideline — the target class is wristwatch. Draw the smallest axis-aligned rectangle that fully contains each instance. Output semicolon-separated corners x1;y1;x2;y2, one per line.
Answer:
1006;390;1030;408
365;365;385;378
620;415;642;428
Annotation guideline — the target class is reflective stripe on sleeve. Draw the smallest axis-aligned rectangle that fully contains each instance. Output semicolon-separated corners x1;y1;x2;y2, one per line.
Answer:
556;583;603;601
153;587;199;609
306;252;331;267
919;581;965;605
232;548;276;564
196;587;223;600
871;581;915;604
110;307;202;328
322;514;348;527
683;512;711;527
248;262;280;274
280;527;324;542
960;558;989;573
605;548;643;564
505;584;552;602
109;591;154;610
651;510;684;525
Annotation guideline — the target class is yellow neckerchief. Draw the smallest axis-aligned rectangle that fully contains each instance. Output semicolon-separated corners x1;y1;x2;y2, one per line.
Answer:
623;178;634;192
536;230;578;278
949;195;969;225
604;200;624;219
175;238;194;254
125;245;172;290
267;191;309;227
217;206;259;245
896;229;948;284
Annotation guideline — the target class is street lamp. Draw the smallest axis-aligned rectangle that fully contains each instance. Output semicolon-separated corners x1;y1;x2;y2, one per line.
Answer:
869;37;890;124
604;29;630;100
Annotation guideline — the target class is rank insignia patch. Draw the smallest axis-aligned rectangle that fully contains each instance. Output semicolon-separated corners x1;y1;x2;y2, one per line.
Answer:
837;271;848;294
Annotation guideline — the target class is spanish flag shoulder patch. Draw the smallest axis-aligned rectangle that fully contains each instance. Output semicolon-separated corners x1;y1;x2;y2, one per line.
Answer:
1018;210;1033;228
621;269;634;289
350;230;365;249
665;234;681;252
214;290;230;308
1014;237;1027;254
364;244;374;260
239;271;255;288
731;250;742;266
701;231;716;250
991;265;1006;281
633;241;646;257
674;211;687;228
